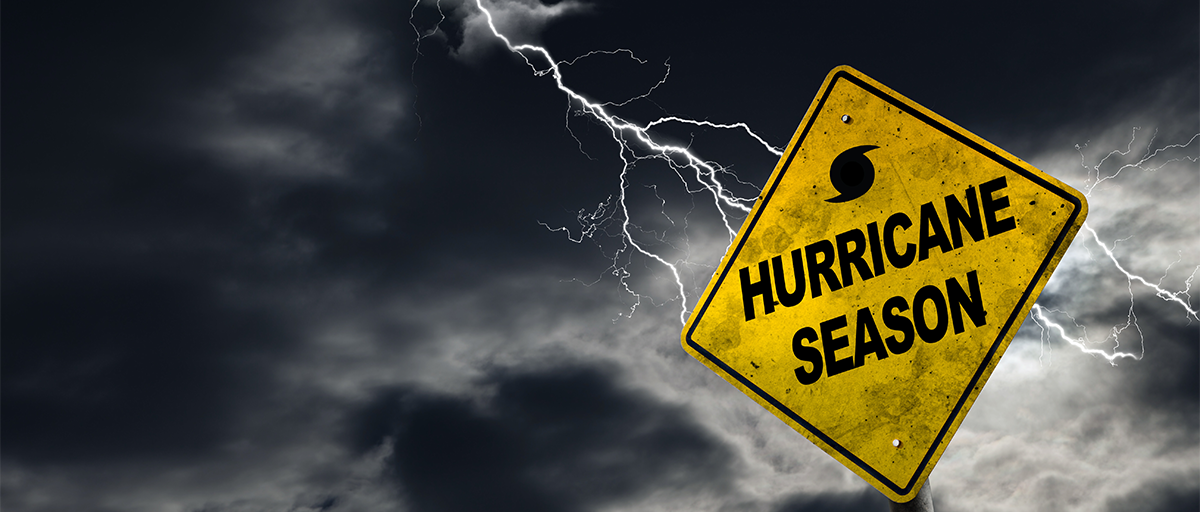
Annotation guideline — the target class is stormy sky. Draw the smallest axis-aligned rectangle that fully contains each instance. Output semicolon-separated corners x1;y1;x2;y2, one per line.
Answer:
3;1;1198;511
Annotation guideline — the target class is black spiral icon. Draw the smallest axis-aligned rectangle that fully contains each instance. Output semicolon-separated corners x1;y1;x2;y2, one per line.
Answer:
826;145;879;203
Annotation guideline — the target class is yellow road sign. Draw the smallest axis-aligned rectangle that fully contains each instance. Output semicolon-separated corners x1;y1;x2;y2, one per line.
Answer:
682;66;1087;502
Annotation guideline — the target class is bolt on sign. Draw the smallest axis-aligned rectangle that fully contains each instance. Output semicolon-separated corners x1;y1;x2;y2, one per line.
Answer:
681;66;1088;502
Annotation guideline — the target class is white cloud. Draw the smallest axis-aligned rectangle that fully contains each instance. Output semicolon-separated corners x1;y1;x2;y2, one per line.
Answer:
433;0;589;63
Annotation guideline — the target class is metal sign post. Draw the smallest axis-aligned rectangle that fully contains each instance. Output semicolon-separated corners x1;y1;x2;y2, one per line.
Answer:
889;481;934;511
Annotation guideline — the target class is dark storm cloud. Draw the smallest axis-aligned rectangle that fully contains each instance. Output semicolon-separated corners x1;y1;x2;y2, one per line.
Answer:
2;0;416;468
1104;471;1200;512
351;364;737;512
1107;300;1199;440
531;0;1198;154
3;0;1197;510
1031;261;1199;438
2;271;290;462
772;487;889;512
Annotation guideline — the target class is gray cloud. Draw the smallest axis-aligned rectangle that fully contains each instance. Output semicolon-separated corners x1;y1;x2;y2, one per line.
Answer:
351;364;737;512
173;0;407;178
1104;471;1200;512
772;488;889;512
421;0;590;64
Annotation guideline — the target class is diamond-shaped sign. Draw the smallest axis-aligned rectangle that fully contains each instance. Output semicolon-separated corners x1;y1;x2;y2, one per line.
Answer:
682;66;1087;502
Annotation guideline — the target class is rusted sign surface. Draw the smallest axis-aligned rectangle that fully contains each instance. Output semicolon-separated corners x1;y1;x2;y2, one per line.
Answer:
682;66;1087;502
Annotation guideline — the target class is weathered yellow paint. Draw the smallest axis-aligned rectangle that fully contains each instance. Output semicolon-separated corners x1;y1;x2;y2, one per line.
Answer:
681;66;1087;502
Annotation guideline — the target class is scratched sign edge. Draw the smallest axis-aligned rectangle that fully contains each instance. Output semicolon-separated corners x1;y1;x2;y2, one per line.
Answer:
681;65;1088;501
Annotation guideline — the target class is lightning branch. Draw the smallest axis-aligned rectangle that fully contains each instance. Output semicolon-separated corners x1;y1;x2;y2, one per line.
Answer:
410;0;1200;363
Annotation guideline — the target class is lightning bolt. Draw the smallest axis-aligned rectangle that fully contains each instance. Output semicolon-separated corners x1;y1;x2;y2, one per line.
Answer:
408;0;446;133
411;1;1200;363
1031;128;1199;365
409;0;781;324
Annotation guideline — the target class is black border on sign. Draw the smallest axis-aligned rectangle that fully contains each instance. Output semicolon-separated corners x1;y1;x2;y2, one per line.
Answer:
684;70;1084;495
